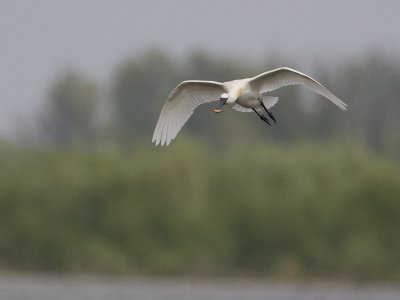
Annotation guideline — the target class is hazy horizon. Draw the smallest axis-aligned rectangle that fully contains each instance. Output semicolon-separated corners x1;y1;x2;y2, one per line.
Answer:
1;0;400;135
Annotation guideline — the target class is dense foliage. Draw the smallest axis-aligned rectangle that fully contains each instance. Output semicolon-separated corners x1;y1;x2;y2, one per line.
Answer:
0;142;399;279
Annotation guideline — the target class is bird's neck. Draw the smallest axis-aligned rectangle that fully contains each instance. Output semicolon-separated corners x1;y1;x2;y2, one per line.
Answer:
227;87;243;103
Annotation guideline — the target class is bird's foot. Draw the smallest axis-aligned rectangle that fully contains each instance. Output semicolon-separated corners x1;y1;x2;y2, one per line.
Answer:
261;102;276;123
260;115;271;126
266;110;276;123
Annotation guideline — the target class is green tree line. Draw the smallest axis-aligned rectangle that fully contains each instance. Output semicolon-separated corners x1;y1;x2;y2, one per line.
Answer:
0;142;399;278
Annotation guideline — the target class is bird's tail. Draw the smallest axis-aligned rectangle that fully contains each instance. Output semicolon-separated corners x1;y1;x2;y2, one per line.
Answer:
261;94;279;109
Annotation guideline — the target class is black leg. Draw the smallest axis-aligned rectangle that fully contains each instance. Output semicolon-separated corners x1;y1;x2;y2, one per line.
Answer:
260;102;276;123
252;108;271;126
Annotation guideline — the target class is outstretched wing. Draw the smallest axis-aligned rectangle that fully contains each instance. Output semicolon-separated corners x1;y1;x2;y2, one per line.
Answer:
250;67;347;110
152;80;224;146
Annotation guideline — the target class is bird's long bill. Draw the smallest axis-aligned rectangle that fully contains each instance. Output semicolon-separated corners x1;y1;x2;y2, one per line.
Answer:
213;99;226;113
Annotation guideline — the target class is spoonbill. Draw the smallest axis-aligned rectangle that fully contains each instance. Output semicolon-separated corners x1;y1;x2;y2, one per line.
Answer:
152;67;347;146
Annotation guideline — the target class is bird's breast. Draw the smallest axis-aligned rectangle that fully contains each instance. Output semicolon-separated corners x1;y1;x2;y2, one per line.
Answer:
236;97;260;108
235;87;260;108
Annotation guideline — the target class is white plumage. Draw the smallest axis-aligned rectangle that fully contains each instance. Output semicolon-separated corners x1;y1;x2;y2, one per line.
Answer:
152;67;347;146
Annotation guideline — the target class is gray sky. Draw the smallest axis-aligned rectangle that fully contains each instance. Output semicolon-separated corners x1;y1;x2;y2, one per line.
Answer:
1;0;400;135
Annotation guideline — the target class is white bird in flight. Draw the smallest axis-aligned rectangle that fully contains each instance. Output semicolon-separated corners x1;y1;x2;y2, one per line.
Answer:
152;67;347;146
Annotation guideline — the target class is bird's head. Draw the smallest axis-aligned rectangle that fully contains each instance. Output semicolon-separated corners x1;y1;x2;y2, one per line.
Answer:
213;93;229;113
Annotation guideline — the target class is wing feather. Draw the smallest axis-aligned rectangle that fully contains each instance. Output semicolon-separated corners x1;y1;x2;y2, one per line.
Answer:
250;67;347;110
152;80;224;146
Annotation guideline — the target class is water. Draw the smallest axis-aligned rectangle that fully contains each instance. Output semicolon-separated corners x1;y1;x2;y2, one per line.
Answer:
0;275;399;300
